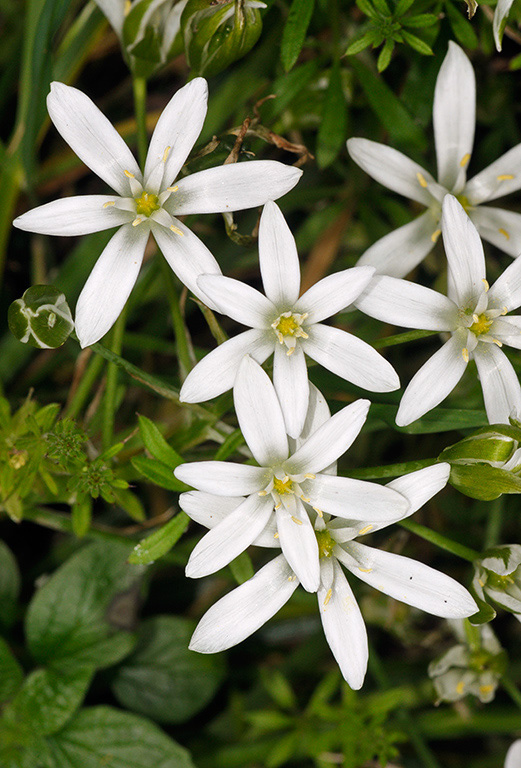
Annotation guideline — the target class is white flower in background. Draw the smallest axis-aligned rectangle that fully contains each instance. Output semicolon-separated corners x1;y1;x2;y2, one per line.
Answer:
179;201;399;438
347;41;521;278
473;544;521;622
494;0;515;52
506;740;521;768
13;80;302;348
356;195;521;426
93;0;187;56
175;355;409;593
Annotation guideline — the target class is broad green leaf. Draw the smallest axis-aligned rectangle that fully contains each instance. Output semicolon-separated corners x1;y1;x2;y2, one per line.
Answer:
138;414;184;467
0;636;24;704
281;0;316;72
0;540;20;628
45;706;196;768
0;718;49;768
25;542;140;668
128;513;190;565
316;61;348;168
112;616;225;723
132;455;189;491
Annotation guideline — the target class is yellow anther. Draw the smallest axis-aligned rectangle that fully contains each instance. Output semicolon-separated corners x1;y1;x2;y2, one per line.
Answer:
274;477;293;495
313;506;323;517
456;681;465;695
497;174;514;181
103;201;115;208
493;339;503;347
124;170;135;178
274;502;282;510
304;473;315;480
286;346;295;356
431;229;441;243
358;524;374;536
416;172;428;188
462;347;469;363
460;153;471;167
291;515;303;525
167;185;179;192
502;306;508;315
478;579;485;587
323;589;333;607
300;495;311;503
358;567;373;573
132;217;143;227
162;146;171;163
170;225;184;236
482;279;490;291
258;490;268;496
499;228;510;240
479;684;494;696
274;532;279;538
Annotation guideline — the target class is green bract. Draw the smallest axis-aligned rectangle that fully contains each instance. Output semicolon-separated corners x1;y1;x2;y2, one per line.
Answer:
8;286;74;350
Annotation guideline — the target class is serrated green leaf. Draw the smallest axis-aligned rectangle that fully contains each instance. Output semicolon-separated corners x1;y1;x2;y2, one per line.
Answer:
0;637;24;704
377;38;395;71
138;414;184;467
45;706;195;768
281;0;316;71
401;29;433;55
0;540;20;628
132;455;188;491
112;616;225;723
128;513;189;565
345;30;379;56
316;61;348;168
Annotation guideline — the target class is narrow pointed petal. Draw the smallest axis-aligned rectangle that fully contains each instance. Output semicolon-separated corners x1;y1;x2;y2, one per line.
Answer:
355;275;457;330
387;463;450;515
441;196;486;306
295;266;375;323
189;555;298;653
186;494;273;578
505;740;521;768
304;324;400;393
197;275;275;329
13;196;133;236
474;344;521;424
180;329;273;403
151;218;222;310
318;559;368;690
358;211;440;279
470;205;521;258
273;343;309;440
234;356;288;466
488;251;521;311
75;223;148;347
466;144;521;205
259;201;301;307
276;501;320;592
174;462;269;495
93;0;126;35
342;541;478;618
347;138;434;206
47;82;141;196
396;334;468;426
297;384;331;443
170;162;303;216
307;474;409;521
433;42;475;192
144;78;208;187
286;399;369;476
493;316;521;349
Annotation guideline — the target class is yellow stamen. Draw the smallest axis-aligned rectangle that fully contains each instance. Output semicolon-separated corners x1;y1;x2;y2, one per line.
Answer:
493;339;503;347
479;684;494;696
416;172;428;188
274;532;279;538
470;313;493;336
300;495;311;503
323;589;332;607
462;347;469;363
497;174;514;181
167;185;179;192
274;502;281;510
460;153;471;167
456;681;465;695
135;191;160;217
258;490;268;496
170;225;184;236
431;229;441;243
304;473;315;480
358;567;373;573
103;201;115;208
286;346;295;356
291;515;303;525
482;279;490;291
124;170;135;178
313;506;323;517
499;228;510;240
358;524;374;536
132;217;142;227
273;477;293;495
162;146;171;163
478;579;485;587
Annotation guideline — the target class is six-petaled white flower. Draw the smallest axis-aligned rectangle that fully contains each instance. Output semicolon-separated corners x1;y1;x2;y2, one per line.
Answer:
179;201;399;437
356;195;521;426
348;42;521;278
13;79;302;347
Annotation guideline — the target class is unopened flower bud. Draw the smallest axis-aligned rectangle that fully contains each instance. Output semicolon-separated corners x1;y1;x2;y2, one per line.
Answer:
8;286;74;349
473;545;521;622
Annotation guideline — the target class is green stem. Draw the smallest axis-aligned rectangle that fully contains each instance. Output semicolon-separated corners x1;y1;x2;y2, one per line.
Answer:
348;458;437;479
102;308;127;450
132;76;148;170
501;675;521;711
399;519;480;562
159;257;195;381
374;329;439;349
63;352;105;419
484;495;503;550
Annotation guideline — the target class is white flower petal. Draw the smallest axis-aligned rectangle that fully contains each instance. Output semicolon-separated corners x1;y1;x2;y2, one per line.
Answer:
396;334;468;426
273;343;309;440
466;144;521;204
170;161;303;216
47;82;141;196
144;78;208;188
276;501;320;592
189;554;298;653
295;266;375;323
151;218;222;310
75;223;148;347
258;201;301;307
346;138;434;206
308;474;409;521
297;384;332;444
186;493;274;578
505;740;521;768
318;559;368;690
197;275;275;329
493;316;521;349
286;399;369;476
234;355;288;466
94;0;126;35
12;195;133;236
342;541;477;618
356;211;438;278
355;275;457;330
489;251;521;311
180;329;273;403
387;463;450;516
474;343;521;424
441;196;486;307
469;205;521;258
304;324;400;393
433;42;475;192
174;462;269;495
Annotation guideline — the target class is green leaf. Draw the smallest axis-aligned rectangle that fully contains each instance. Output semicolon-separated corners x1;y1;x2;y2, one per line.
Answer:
0;636;24;704
132;455;189;491
394;0;416;16
138;414;184;467
377;38;395;71
25;542;139;668
214;428;246;460
444;1;478;48
356;0;377;17
371;0;391;15
345;30;380;56
281;0;316;71
71;495;92;538
112;616;225;723
400;29;433;55
370;404;488;433
316;61;348;168
258;59;319;121
229;551;255;584
128;513;190;565
113;487;146;522
45;706;196;768
0;540;21;628
402;13;439;27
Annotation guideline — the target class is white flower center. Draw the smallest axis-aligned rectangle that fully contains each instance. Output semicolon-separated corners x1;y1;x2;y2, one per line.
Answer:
271;311;309;355
457;280;508;362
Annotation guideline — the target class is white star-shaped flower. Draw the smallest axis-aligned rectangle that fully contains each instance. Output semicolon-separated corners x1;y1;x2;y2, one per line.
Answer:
179;201;399;438
175;355;409;593
13;80;302;347
356;195;521;426
347;42;521;277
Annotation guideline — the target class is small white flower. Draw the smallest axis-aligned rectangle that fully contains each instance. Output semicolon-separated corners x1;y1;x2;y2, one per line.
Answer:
180;201;399;438
506;740;521;768
356;195;521;426
347;42;521;277
175;355;409;593
473;544;521;621
13;80;302;347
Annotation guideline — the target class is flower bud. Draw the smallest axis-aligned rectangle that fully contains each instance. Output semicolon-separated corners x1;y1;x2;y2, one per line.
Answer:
473;545;521;621
8;286;74;349
122;0;187;77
